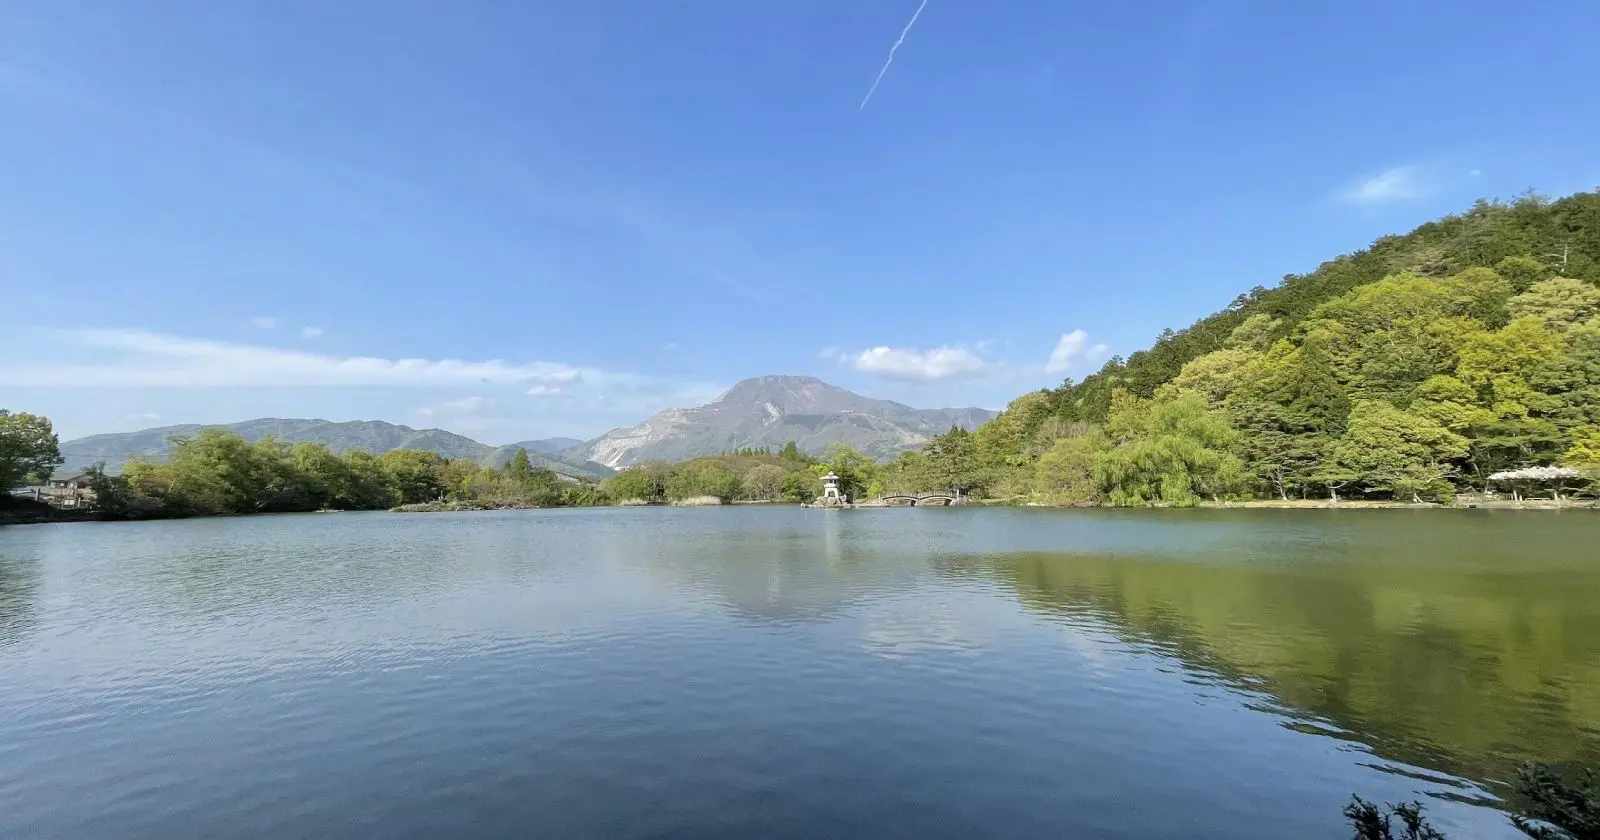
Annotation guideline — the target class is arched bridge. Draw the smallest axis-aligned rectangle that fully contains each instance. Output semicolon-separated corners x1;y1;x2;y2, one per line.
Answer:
873;491;964;506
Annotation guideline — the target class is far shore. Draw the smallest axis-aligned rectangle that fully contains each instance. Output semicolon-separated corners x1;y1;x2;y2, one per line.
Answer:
6;496;1598;526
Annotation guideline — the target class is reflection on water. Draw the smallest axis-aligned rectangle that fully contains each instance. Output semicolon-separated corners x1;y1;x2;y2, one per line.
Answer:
972;537;1600;787
0;507;1594;839
0;555;39;649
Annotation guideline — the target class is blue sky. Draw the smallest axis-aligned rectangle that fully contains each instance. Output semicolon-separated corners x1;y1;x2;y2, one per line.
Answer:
3;0;1598;443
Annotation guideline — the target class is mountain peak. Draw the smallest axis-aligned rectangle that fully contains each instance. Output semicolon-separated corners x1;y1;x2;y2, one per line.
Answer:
711;375;837;404
583;374;996;467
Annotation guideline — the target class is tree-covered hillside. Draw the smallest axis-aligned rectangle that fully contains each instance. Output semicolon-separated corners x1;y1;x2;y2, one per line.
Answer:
878;191;1600;505
1054;191;1600;422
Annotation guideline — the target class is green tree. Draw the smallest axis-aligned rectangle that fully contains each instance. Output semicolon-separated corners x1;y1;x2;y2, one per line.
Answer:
561;483;611;507
777;441;808;463
666;462;739;502
1443;266;1515;327
503;448;536;484
1096;391;1245;506
1508;278;1600;330
882;450;934;493
1222;313;1282;351
973;391;1054;469
338;450;399;509
1034;428;1110;504
780;469;817;502
1329;401;1469;502
1161;346;1260;410
0;410;63;490
1495;255;1549;292
741;463;787;501
1225;341;1351;498
382;449;446;504
812;443;878;500
923;426;982;494
603;466;662;502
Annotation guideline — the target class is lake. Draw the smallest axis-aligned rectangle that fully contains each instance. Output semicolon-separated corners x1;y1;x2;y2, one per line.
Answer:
2;507;1597;839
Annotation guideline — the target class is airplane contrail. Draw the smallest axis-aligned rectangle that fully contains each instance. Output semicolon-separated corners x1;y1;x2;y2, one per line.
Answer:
858;0;930;110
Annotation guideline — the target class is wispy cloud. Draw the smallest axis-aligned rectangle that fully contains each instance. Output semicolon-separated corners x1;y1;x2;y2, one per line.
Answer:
1339;166;1424;204
850;345;988;381
858;0;930;110
4;329;637;390
415;396;502;431
1044;330;1108;374
417;396;498;418
300;325;324;338
249;316;278;330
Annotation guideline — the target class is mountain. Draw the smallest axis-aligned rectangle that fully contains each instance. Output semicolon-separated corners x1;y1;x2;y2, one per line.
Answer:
576;375;997;467
58;419;613;479
509;437;585;454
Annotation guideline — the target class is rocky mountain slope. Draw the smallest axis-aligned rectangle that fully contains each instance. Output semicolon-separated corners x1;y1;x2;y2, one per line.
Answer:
58;419;611;478
575;375;996;467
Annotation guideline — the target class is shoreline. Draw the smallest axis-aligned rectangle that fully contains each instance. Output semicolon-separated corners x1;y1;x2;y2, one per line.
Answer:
5;497;1597;526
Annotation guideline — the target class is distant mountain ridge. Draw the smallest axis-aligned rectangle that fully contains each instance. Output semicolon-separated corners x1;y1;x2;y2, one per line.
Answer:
59;377;996;476
578;375;997;467
58;419;611;479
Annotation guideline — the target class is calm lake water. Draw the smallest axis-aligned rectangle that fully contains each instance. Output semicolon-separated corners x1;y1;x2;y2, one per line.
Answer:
2;507;1597;839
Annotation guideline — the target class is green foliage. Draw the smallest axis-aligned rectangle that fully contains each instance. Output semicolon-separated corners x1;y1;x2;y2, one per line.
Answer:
1509;278;1600;331
1095;391;1245;506
665;461;739;502
741;463;787;501
1054;192;1600;423
1330;402;1468;502
962;195;1600;505
812;443;879;500
382;449;447;504
0;410;63;489
1342;763;1599;840
1497;255;1551;292
922;426;982;493
1344;797;1446;840
780;469;816;502
561;484;612;507
1511;764;1599;840
1034;428;1110;504
778;440;811;464
602;465;665;503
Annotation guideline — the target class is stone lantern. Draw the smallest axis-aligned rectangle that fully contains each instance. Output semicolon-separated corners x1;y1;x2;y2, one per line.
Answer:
820;472;842;503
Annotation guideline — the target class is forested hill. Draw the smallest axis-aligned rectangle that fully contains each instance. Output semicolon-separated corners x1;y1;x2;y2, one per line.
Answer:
1053;191;1600;422
59;419;611;479
874;189;1600;506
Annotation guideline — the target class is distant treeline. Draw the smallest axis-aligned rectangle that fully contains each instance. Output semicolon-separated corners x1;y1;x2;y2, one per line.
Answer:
72;429;605;516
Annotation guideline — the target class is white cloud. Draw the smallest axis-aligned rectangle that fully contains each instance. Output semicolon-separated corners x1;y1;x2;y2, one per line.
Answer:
301;326;324;338
526;385;563;397
851;345;989;382
2;329;627;389
1340;166;1423;204
1044;330;1107;374
249;316;278;330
